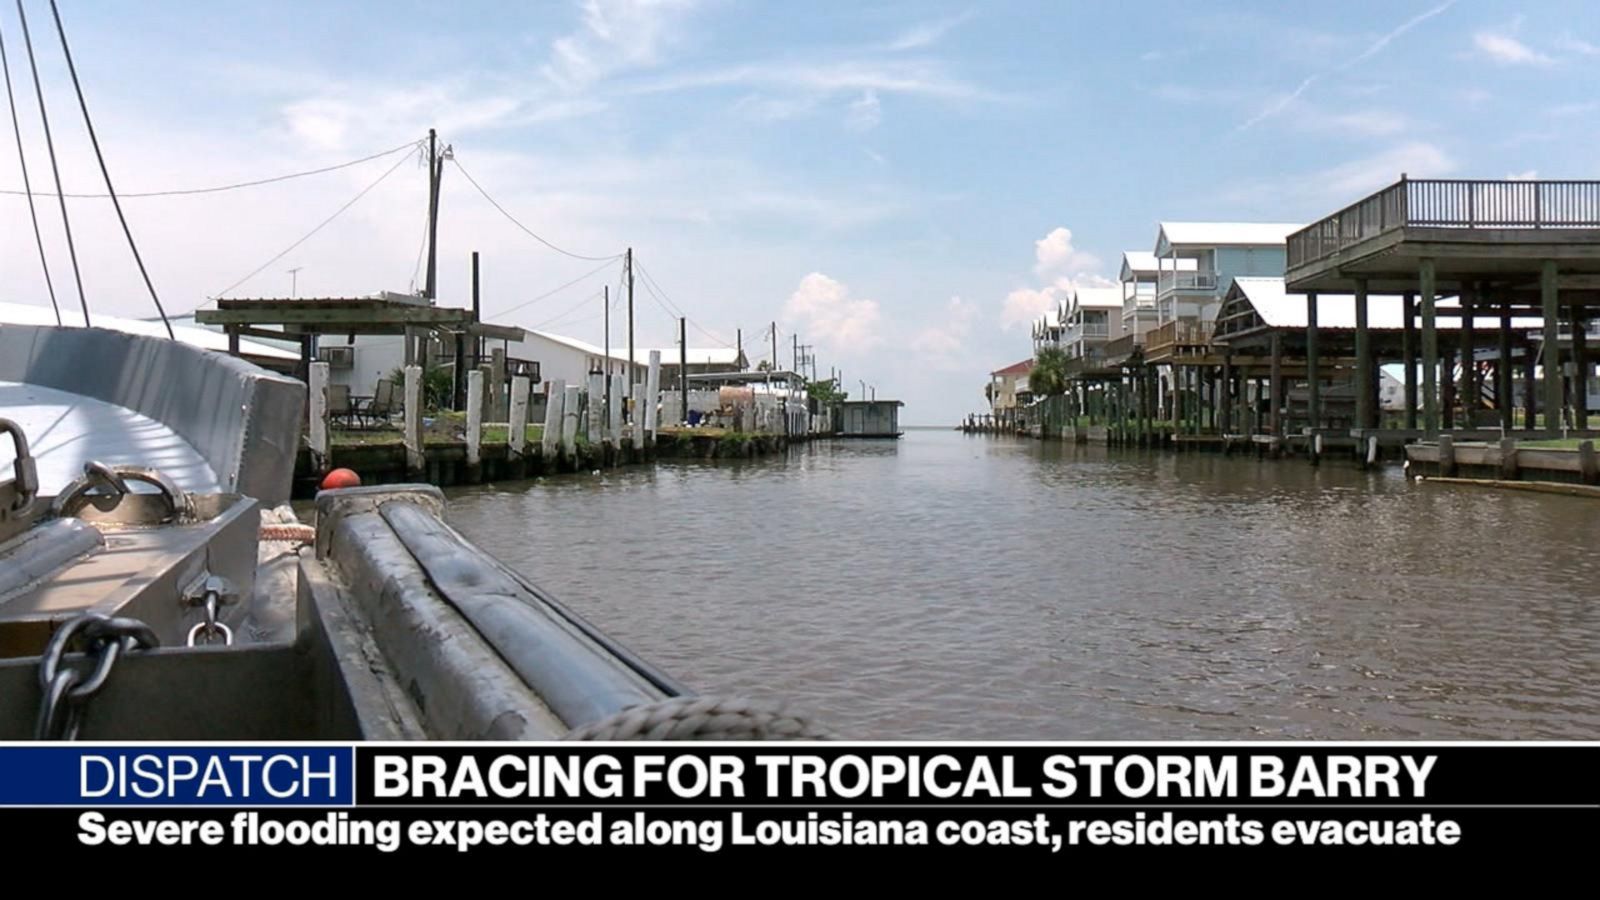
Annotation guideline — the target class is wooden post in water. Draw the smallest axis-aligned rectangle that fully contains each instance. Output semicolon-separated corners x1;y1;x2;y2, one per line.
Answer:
586;371;604;444
403;364;424;475
1523;347;1538;431
1355;280;1373;430
1499;310;1515;431
608;374;625;447
307;361;330;470
1574;311;1589;430
1542;259;1561;432
562;384;581;461
1402;292;1417;430
1269;332;1283;438
1420;259;1439;438
630;383;647;452
1579;440;1599;485
508;375;530;457
1305;292;1320;434
490;347;507;420
465;368;483;470
646;350;662;438
542;380;565;459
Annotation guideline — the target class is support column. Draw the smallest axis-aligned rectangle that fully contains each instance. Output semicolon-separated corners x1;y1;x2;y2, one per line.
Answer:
1542;260;1562;431
1402;292;1417;430
1269;332;1283;437
1354;281;1373;430
1219;354;1232;433
1458;284;1475;428
1306;291;1320;433
1420;260;1439;438
1442;344;1456;431
1523;346;1538;432
1574;310;1589;430
1498;310;1514;431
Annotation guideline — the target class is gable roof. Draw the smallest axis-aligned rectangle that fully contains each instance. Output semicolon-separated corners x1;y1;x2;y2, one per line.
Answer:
1120;251;1197;280
991;358;1034;377
1156;222;1303;251
527;329;743;366
1073;286;1123;309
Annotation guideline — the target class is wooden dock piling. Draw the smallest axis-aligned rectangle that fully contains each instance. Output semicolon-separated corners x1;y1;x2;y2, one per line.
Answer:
561;384;581;461
403;364;424;475
542;379;565;459
508;375;530;458
307;361;330;470
466;368;484;470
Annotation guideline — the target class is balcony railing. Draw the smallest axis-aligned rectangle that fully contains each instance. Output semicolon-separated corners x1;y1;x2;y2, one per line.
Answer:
1156;271;1219;294
1102;333;1139;361
1145;319;1214;352
1287;178;1600;269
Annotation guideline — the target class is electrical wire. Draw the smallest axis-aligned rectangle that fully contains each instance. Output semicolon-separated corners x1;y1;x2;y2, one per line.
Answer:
0;19;58;324
482;256;621;320
195;145;418;308
634;255;737;349
49;0;173;338
449;154;623;262
15;0;86;326
0;137;422;199
529;289;604;330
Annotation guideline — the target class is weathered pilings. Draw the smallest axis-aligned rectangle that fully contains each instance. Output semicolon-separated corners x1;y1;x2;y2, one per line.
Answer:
307;360;330;470
404;364;424;476
509;375;531;459
466;368;484;473
541;379;565;459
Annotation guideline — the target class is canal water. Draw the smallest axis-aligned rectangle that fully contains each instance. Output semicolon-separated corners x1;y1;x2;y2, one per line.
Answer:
444;429;1600;740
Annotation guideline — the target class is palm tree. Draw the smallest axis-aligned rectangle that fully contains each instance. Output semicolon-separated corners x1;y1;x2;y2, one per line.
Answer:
1029;346;1069;398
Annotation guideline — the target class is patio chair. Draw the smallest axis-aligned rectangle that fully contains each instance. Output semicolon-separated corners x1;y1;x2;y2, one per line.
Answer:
365;379;396;428
326;383;357;429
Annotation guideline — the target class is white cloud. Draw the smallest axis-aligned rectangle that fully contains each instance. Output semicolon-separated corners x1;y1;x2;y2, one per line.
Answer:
542;0;700;91
1508;169;1539;180
1473;31;1554;66
1033;227;1099;277
886;10;976;51
1000;286;1058;331
1240;1;1457;130
1313;141;1456;198
1557;34;1600;56
783;272;883;354
847;90;883;130
911;295;978;359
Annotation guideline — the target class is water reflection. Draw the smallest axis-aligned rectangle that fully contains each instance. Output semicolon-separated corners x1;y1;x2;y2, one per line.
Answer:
445;429;1600;740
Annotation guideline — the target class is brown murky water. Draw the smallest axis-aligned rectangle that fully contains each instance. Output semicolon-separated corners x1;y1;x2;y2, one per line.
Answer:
444;429;1600;740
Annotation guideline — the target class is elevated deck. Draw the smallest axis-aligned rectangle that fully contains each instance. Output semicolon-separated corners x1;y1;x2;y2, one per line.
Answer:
1286;178;1600;293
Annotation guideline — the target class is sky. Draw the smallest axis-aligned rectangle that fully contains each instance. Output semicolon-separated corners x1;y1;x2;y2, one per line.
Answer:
2;1;1598;424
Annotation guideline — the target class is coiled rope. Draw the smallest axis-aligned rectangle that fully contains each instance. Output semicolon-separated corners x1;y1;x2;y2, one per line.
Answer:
564;696;833;741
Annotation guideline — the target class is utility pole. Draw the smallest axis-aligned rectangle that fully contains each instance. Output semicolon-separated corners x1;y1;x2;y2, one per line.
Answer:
603;285;611;425
424;128;442;301
679;317;688;427
626;248;635;387
287;267;302;298
470;251;481;365
770;322;778;373
736;328;743;371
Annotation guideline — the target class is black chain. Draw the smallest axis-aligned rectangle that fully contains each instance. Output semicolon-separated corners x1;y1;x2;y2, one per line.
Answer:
35;613;159;740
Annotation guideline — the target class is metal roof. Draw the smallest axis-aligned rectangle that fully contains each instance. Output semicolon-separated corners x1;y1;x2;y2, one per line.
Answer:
1120;251;1196;277
991;358;1034;376
1073;286;1123;309
1156;222;1303;249
1229;277;1545;330
527;329;743;366
0;301;297;360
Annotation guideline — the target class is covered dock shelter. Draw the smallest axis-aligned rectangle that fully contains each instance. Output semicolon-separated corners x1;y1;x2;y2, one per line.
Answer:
1285;177;1600;439
195;295;524;410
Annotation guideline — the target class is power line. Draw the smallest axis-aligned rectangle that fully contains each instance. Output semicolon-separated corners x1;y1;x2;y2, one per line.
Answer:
16;0;86;327
483;256;620;319
448;154;623;262
0;138;422;199
633;256;736;349
49;0;173;338
194;145;418;310
0;19;58;324
529;289;604;330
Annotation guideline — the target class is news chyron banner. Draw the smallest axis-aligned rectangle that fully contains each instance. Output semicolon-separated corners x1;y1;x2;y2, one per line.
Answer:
0;743;1593;861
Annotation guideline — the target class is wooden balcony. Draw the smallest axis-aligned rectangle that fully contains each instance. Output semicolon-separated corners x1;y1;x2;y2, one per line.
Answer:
1145;319;1213;353
1286;178;1600;288
1101;333;1139;364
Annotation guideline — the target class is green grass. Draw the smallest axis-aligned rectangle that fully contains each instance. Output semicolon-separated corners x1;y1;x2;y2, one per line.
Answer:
1517;438;1593;450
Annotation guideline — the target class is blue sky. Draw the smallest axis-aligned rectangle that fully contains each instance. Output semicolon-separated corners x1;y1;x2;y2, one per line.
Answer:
3;1;1598;422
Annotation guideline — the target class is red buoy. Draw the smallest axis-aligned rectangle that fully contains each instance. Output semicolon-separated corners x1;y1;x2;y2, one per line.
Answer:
320;468;362;490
